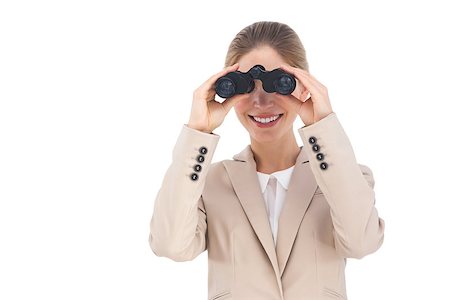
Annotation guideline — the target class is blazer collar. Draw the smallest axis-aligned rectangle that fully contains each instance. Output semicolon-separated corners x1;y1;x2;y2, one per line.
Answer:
223;144;318;291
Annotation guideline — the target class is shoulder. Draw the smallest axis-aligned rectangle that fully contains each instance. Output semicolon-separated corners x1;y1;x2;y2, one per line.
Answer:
202;160;235;199
208;159;232;176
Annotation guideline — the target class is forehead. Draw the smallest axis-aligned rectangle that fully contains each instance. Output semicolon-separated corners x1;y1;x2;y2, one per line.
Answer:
237;46;288;72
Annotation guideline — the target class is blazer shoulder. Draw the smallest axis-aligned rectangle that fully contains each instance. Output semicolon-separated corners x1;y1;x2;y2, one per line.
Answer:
208;159;232;176
202;160;234;199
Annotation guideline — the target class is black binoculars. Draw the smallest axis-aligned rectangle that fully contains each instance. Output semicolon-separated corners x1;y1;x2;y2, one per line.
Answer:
215;64;296;98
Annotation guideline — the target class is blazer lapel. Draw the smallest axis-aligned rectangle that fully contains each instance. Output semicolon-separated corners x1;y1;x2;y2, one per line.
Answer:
222;145;318;288
275;148;317;276
222;145;283;296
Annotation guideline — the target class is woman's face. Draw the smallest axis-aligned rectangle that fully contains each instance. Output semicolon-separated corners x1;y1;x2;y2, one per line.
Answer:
233;46;306;143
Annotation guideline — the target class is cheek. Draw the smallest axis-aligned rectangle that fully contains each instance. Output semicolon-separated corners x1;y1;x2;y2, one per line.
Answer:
234;99;247;113
278;98;298;115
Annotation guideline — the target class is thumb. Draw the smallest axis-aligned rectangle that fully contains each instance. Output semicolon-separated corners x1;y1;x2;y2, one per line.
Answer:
221;95;243;114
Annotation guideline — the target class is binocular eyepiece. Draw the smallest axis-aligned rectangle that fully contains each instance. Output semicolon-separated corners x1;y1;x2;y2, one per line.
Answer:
215;64;296;99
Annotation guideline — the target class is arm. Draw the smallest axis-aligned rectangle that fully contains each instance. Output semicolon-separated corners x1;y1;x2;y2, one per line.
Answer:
298;112;385;259
149;124;220;262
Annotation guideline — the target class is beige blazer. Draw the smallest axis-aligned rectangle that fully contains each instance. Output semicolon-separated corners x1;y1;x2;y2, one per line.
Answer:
149;112;385;300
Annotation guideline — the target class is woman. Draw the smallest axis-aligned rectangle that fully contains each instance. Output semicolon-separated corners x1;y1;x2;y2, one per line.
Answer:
149;21;385;300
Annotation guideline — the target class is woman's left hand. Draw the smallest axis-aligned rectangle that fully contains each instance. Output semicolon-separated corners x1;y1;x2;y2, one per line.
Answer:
279;64;334;126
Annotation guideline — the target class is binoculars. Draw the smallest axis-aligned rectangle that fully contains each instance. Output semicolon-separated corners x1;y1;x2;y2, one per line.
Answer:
215;64;296;98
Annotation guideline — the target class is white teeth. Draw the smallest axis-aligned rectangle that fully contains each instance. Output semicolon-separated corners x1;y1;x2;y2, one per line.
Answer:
252;114;281;123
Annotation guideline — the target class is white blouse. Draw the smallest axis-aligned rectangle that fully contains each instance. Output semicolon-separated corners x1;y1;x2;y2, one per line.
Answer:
256;165;295;246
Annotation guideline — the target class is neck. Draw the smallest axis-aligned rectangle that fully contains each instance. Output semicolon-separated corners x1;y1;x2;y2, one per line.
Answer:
251;128;301;174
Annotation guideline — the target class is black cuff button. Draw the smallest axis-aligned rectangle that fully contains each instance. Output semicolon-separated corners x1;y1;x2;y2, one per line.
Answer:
316;153;324;160
196;155;205;163
312;144;320;152
199;147;208;155
320;162;328;170
194;164;202;172
190;173;199;181
308;136;317;144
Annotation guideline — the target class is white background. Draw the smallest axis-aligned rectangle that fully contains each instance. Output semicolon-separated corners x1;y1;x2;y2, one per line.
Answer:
1;0;449;299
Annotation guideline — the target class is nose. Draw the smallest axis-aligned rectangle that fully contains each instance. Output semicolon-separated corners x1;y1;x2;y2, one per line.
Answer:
250;80;275;108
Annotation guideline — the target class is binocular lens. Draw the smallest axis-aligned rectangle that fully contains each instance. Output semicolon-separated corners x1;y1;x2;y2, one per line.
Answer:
214;64;296;99
216;78;236;98
274;75;295;95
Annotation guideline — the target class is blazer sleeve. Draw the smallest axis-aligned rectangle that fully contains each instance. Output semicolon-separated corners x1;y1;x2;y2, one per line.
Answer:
149;124;220;262
298;112;385;259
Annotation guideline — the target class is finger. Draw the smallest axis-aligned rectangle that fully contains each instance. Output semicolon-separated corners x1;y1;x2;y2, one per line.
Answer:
206;63;240;86
292;78;310;102
296;69;323;86
279;64;323;98
280;64;321;90
283;94;310;117
221;94;244;113
196;63;240;101
305;91;312;102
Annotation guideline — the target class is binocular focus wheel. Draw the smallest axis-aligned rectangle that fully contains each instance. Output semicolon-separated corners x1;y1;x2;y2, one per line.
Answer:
246;80;255;94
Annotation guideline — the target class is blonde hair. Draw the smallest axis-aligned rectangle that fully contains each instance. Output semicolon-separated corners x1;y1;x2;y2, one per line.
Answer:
224;21;309;72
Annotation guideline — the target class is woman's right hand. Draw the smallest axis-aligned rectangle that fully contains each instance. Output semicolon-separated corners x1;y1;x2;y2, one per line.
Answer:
187;63;243;133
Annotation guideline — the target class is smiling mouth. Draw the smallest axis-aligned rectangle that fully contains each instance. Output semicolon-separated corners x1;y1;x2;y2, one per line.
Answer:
249;114;283;124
